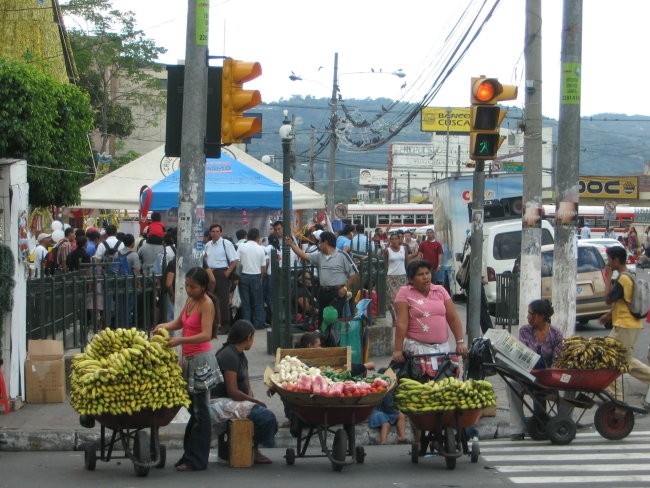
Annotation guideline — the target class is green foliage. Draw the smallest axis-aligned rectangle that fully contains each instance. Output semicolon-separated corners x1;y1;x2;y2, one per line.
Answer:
0;243;16;352
63;0;166;154
0;58;94;207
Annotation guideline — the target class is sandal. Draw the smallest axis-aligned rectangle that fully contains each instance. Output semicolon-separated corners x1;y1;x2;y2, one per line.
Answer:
254;450;272;464
176;463;195;472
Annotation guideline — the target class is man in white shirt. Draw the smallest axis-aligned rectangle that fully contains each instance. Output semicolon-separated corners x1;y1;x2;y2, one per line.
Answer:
203;223;239;333
236;228;267;329
33;233;51;278
580;224;591;239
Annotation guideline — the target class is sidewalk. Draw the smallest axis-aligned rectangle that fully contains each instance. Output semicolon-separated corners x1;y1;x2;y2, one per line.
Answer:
2;315;650;451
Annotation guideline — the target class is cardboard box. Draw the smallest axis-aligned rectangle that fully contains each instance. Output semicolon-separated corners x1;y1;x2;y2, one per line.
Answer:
483;329;540;373
25;340;65;403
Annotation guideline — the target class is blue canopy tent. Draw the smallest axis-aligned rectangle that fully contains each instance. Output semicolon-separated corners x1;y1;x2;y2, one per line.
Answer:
147;153;287;210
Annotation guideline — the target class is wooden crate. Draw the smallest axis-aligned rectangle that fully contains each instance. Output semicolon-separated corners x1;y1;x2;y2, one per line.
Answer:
275;346;351;371
228;419;253;467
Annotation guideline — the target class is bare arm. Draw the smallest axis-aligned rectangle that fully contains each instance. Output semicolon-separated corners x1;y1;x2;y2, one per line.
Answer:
286;236;309;261
392;301;409;362
444;299;468;356
167;296;214;347
223;370;266;406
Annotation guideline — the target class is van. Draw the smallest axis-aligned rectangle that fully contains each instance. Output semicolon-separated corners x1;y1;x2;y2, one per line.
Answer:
482;220;555;309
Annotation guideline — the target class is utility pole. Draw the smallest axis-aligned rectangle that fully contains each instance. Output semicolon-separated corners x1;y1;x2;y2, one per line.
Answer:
445;107;451;178
175;0;209;315
519;0;544;327
327;52;339;219
552;0;582;337
309;126;315;190
467;163;485;343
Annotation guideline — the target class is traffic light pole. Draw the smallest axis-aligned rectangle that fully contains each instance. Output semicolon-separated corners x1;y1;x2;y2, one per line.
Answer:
174;0;209;315
552;0;582;337
467;162;485;344
518;0;544;328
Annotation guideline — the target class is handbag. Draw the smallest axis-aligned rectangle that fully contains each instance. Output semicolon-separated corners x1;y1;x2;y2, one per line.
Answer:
456;252;470;289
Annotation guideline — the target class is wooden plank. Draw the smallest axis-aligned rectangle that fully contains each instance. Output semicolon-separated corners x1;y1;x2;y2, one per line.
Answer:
275;346;351;370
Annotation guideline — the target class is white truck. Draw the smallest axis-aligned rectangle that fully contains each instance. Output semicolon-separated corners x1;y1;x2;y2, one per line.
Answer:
430;173;554;308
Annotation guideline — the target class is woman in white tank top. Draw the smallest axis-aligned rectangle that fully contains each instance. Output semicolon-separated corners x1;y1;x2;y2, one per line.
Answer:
383;233;409;319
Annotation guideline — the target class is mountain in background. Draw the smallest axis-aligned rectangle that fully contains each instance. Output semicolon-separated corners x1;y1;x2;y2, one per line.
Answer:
245;96;649;201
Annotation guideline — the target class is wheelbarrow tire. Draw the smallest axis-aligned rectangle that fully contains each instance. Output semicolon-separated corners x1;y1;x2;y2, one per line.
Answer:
525;417;549;441
285;447;296;465
470;440;480;463
133;430;151;477
595;401;635;440
155;444;166;468
444;427;457;470
546;416;576;445
332;428;347;472
84;445;97;471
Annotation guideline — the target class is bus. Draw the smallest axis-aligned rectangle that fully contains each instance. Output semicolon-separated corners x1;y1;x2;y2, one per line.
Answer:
345;203;434;231
541;204;636;236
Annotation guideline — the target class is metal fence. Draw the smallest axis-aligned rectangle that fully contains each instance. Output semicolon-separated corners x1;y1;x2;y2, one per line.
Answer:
26;265;161;350
268;248;387;349
494;272;519;332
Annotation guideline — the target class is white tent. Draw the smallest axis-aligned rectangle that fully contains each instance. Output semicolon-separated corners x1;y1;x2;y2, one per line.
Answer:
78;145;324;210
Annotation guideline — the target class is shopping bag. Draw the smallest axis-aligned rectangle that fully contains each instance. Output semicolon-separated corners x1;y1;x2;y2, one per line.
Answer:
337;318;363;365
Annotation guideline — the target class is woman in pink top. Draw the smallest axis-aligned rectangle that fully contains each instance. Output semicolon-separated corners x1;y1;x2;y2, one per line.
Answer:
391;260;467;376
154;267;222;472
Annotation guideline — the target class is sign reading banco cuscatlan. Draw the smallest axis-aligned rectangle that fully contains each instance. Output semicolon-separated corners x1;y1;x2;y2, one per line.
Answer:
578;176;638;199
420;107;471;134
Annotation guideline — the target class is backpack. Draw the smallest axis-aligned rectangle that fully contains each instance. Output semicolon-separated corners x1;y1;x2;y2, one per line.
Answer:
43;243;61;275
101;240;121;263
621;271;650;318
110;249;133;275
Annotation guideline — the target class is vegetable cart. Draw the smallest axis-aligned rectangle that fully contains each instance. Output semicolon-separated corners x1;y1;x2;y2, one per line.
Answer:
79;406;179;477
265;366;395;471
491;360;646;444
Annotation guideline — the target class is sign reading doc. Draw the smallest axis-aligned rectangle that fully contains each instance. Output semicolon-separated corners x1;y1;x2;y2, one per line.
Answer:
578;176;638;199
421;107;471;134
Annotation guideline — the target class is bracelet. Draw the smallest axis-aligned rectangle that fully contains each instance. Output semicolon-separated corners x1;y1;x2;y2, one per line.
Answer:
456;339;465;343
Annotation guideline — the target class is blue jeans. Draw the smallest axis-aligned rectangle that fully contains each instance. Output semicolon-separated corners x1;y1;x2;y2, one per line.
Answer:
180;389;211;470
248;405;278;448
239;274;265;328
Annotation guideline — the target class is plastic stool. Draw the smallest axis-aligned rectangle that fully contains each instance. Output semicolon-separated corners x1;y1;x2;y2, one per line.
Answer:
0;368;9;414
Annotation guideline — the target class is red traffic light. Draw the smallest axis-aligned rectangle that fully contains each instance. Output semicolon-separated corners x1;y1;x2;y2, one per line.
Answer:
470;77;518;105
474;80;497;102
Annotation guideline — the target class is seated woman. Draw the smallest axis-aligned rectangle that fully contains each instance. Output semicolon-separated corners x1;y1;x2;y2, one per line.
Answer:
213;319;278;463
507;299;571;440
368;368;408;445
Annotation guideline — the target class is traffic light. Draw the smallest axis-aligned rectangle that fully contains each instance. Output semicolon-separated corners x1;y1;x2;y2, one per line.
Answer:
221;58;262;144
469;77;518;161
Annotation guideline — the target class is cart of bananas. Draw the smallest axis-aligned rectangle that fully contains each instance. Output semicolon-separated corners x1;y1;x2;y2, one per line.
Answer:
70;327;191;416
394;377;496;413
553;336;628;372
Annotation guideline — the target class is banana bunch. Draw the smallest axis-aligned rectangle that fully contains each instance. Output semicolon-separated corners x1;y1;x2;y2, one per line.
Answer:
394;377;496;413
554;336;628;372
70;327;191;416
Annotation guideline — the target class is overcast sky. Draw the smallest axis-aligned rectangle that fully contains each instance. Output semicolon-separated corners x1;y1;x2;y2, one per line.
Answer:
100;0;649;120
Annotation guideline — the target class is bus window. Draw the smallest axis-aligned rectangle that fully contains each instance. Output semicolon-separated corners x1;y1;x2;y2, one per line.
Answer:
403;214;415;224
378;214;390;225
415;214;428;224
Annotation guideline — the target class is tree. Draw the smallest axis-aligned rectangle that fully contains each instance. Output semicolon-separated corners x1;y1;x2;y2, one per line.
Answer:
0;58;94;207
62;0;166;156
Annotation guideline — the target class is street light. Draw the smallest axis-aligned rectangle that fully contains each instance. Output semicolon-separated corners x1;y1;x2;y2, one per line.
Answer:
279;109;293;348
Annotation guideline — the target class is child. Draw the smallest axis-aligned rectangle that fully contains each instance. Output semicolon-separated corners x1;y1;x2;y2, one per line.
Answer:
368;367;407;445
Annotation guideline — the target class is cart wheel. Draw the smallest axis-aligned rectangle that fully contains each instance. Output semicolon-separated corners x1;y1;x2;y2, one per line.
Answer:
470;441;480;463
545;416;576;445
285;448;296;466
133;431;151;477
79;415;95;429
355;446;365;464
84;445;97;471
444;427;457;470
594;401;635;440
410;442;419;464
525;417;549;441
155;444;166;468
332;428;348;472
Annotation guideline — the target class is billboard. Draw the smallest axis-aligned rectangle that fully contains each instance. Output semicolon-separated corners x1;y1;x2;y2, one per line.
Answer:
359;168;389;186
578;176;638;199
391;142;437;169
421;107;471;134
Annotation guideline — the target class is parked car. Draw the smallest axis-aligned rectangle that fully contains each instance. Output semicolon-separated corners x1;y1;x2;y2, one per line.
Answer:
540;242;610;326
581;238;636;273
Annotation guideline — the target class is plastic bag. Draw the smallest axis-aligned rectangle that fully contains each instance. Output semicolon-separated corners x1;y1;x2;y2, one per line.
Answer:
231;285;242;308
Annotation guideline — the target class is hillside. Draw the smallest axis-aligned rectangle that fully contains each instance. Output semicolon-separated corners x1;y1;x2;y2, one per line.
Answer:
245;97;650;201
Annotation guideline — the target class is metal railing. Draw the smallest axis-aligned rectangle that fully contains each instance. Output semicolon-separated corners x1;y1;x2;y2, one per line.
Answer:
26;265;161;350
494;272;519;332
268;248;387;349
